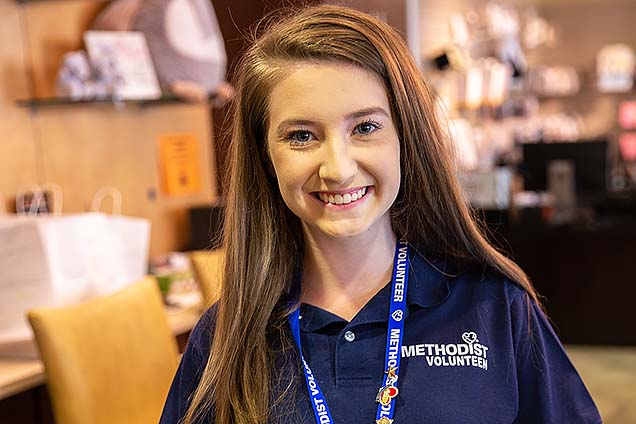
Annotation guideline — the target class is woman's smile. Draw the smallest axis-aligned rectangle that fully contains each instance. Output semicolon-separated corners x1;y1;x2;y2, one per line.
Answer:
313;186;369;206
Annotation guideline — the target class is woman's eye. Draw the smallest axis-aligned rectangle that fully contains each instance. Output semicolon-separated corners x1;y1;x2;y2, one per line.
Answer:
286;130;314;145
354;120;382;135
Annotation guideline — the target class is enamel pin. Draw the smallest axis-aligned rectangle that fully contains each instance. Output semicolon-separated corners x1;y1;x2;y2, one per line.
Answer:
376;385;399;406
376;417;394;424
385;366;398;384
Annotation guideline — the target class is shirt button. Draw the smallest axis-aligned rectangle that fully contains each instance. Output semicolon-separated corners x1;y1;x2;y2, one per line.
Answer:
344;331;355;342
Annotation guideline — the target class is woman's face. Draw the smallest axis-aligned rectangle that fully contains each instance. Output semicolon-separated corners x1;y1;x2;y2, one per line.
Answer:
266;62;401;241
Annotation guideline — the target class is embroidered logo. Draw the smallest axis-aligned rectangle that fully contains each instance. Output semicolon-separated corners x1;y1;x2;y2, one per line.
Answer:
462;331;478;344
401;331;490;371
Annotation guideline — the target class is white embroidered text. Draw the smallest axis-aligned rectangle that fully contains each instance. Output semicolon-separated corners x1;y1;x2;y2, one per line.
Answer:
401;331;489;371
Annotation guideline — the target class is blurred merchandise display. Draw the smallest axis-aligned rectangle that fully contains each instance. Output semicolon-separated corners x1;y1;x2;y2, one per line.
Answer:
511;190;555;225
596;44;635;93
521;10;556;50
619;101;636;130
455;58;510;109
85;30;162;100
94;0;232;104
448;118;478;171
425;1;636;218
528;66;580;97
546;159;576;224
55;0;233;104
619;133;636;162
427;3;544;115
458;167;512;209
619;132;636;187
133;0;226;93
56;51;110;100
149;252;200;308
513;114;584;143
56;31;161;101
617;100;636;188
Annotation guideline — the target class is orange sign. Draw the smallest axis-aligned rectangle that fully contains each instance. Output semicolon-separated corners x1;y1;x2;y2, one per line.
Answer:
157;134;202;196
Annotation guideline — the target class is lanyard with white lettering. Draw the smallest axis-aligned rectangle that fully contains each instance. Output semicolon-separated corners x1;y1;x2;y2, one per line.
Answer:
289;241;410;424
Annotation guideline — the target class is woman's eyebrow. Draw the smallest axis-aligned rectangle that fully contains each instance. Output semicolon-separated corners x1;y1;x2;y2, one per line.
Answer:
276;119;315;130
273;119;316;138
344;106;390;120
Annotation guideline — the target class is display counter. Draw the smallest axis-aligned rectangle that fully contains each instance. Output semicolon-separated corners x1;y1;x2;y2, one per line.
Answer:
485;208;636;346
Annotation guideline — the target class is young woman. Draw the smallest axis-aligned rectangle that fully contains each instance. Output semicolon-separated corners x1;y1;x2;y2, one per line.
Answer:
160;5;601;424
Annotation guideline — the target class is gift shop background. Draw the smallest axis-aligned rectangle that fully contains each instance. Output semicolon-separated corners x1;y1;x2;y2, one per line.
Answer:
1;0;635;423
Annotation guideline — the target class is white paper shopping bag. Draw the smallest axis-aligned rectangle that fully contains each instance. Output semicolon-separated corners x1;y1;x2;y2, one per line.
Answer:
0;186;150;357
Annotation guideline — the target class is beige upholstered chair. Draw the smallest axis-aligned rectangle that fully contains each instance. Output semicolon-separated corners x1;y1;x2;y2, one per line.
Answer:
27;277;179;424
190;248;224;307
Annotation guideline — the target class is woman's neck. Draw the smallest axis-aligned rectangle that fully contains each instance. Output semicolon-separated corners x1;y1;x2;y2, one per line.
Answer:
300;219;397;321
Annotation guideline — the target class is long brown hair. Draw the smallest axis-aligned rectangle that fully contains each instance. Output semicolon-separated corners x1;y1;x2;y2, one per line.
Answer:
184;4;539;424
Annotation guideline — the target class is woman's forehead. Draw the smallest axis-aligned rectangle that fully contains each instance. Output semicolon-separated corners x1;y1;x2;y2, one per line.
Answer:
267;62;392;127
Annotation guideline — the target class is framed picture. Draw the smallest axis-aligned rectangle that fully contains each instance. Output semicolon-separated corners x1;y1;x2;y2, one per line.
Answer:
84;30;161;100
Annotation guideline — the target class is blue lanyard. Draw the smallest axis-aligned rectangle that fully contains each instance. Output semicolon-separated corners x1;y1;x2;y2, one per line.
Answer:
289;241;410;424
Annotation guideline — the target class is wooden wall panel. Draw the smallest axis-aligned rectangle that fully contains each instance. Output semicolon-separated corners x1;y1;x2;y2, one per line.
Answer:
1;2;218;256
35;103;217;256
0;2;39;213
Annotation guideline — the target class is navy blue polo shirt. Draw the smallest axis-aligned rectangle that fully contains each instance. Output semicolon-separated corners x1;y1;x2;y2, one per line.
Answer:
160;250;601;423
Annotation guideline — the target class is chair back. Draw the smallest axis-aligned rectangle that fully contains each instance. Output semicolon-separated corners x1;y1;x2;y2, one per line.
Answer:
190;248;224;307
28;277;179;424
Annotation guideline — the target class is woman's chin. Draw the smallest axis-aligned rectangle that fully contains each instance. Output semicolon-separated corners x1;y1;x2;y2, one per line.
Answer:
302;214;392;241
301;220;367;240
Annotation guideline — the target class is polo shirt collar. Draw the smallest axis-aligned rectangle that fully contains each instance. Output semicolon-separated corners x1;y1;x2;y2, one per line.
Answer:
299;247;451;332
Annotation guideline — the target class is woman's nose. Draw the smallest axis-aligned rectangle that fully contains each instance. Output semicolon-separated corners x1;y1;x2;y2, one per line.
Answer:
318;138;358;185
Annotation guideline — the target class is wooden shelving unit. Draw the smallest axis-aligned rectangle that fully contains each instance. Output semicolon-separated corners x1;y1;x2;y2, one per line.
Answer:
16;94;219;109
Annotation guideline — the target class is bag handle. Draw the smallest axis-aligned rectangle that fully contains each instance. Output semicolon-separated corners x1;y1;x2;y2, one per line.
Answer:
91;186;122;215
42;182;63;215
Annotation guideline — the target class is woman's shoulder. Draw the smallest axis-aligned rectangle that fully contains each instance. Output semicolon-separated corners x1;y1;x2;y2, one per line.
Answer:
411;248;530;307
457;261;529;302
463;266;536;320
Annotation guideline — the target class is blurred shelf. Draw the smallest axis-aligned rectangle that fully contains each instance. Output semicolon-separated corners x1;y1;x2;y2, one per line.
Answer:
15;0;111;3
536;88;636;101
16;93;217;109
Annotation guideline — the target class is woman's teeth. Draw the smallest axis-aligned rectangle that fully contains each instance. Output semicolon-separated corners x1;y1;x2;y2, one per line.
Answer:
317;187;367;205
